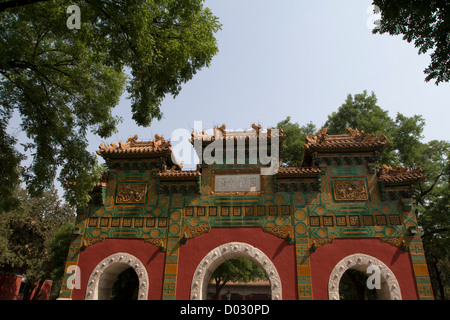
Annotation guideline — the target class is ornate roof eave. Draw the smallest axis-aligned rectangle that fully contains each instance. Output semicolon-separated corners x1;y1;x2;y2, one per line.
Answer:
301;127;390;166
98;149;172;159
157;165;201;195
97;134;172;158
97;134;181;169
377;165;425;186
303;127;390;154
157;165;202;181
276;166;322;179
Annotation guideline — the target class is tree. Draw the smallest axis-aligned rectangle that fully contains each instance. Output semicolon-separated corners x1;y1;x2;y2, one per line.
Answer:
211;258;266;300
324;91;395;136
47;223;75;299
0;116;24;212
0;187;75;300
419;183;450;300
276;117;316;167
0;0;221;207
324;90;426;167
372;0;450;85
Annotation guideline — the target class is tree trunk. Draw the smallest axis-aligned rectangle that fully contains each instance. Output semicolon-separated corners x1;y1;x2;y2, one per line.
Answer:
214;282;221;300
431;260;445;300
31;279;44;300
21;282;35;301
214;279;228;300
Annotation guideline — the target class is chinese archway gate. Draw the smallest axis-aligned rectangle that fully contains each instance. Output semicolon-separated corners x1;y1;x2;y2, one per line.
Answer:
58;125;434;300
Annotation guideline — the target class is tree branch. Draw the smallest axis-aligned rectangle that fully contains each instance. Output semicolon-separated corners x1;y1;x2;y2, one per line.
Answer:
420;172;444;198
32;30;50;58
0;0;51;13
84;0;139;57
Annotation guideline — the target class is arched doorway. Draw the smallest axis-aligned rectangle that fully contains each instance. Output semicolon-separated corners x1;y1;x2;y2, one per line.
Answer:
338;269;378;300
206;257;271;300
85;252;149;300
111;267;140;300
328;253;402;300
190;242;282;300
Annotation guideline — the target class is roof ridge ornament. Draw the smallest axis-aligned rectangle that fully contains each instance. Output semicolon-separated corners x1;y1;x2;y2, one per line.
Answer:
347;127;364;140
214;124;226;138
251;123;262;136
127;134;139;144
317;127;328;142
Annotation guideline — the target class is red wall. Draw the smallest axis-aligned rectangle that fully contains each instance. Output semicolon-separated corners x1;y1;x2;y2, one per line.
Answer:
0;274;22;300
72;238;166;300
0;275;52;300
176;227;297;300
310;238;418;300
72;235;419;300
33;280;53;300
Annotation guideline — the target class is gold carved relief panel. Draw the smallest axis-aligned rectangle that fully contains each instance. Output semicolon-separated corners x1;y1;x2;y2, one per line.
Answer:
332;178;368;201
115;183;148;204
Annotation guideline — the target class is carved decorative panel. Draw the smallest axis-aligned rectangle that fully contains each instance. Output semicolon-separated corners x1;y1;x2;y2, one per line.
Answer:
332;179;368;201
115;183;147;204
262;226;292;239
183;226;211;239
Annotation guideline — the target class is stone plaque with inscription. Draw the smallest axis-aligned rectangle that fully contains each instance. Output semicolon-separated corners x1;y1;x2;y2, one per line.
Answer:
214;174;261;193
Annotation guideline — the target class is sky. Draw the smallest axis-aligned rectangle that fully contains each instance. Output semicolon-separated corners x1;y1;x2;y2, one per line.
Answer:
8;0;450;189
95;0;448;166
